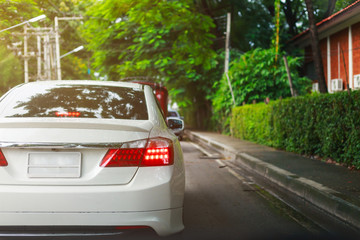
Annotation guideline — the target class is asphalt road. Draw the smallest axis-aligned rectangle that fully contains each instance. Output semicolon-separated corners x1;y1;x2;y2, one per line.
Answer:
174;141;317;240
5;141;331;240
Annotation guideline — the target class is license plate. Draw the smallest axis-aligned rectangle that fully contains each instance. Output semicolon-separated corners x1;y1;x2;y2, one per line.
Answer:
28;152;81;178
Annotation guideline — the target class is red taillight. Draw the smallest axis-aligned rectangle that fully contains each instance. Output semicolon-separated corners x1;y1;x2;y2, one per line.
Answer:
100;138;173;167
0;149;8;167
100;148;144;167
141;147;172;166
55;112;80;117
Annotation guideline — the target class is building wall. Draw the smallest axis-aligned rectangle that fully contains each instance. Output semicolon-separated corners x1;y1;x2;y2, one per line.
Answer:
329;28;349;90
352;22;360;80
320;38;328;82
309;24;360;92
303;22;360;92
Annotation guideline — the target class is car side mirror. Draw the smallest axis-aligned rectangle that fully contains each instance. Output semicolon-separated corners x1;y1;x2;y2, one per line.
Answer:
168;118;184;130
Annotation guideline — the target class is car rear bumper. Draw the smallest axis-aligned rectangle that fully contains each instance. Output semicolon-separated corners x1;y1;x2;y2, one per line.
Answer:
0;166;185;236
0;208;184;236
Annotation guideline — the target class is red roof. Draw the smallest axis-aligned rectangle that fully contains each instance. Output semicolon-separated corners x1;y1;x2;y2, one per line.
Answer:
291;0;360;45
316;0;360;26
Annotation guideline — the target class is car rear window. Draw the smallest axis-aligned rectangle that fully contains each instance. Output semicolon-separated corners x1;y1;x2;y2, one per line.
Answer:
0;84;148;120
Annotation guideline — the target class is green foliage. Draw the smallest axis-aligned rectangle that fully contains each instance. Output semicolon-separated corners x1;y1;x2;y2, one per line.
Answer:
0;0;41;46
231;91;360;168
0;0;89;81
0;46;23;95
0;0;40;30
231;103;274;145
36;0;90;80
196;0;275;51
212;47;311;133
335;0;358;11
83;0;216;80
82;0;217;128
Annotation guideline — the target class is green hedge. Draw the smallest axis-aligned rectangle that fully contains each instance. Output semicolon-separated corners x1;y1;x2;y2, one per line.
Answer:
230;91;360;168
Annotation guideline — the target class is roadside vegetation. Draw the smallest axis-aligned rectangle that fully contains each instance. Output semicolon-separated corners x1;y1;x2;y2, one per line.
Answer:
230;91;360;169
1;0;356;128
212;47;311;133
0;0;359;165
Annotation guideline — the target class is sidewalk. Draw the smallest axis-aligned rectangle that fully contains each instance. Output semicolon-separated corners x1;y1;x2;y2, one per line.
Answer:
186;130;360;231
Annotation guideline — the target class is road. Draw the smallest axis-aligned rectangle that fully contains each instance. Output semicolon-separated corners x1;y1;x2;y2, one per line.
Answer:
5;141;329;240
175;141;320;240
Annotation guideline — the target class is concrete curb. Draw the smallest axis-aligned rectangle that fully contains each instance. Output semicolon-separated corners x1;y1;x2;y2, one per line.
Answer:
186;130;360;230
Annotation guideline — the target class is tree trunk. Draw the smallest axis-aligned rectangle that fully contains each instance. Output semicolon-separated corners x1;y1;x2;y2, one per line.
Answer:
323;0;337;19
304;0;328;93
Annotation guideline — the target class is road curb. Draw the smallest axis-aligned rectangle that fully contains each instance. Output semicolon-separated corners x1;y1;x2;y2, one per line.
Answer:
186;130;360;230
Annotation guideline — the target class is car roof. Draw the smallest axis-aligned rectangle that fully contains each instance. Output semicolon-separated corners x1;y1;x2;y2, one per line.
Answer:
19;80;145;89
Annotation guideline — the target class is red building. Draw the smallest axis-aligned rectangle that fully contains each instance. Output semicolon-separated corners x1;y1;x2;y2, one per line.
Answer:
291;0;360;93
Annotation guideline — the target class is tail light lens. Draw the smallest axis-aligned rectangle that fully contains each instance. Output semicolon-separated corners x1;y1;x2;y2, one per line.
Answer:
55;111;81;117
142;138;173;166
100;137;173;167
0;149;8;167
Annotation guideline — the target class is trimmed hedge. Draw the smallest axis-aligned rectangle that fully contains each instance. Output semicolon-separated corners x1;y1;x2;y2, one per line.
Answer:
230;91;360;168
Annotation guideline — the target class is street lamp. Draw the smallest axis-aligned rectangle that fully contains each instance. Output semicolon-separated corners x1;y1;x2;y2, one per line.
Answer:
60;45;84;59
54;16;83;80
0;14;46;33
0;14;46;83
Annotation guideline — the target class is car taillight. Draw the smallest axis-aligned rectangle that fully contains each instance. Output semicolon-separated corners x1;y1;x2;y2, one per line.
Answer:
0;149;8;167
100;138;173;167
100;148;144;167
142;138;173;166
55;111;80;117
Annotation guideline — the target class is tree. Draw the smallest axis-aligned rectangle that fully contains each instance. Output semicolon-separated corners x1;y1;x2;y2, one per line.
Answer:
282;0;308;37
282;0;357;39
82;0;217;128
0;0;40;31
0;0;40;88
323;0;337;18
35;0;90;80
334;0;358;11
83;0;215;80
212;47;310;133
0;46;23;95
0;0;90;82
196;0;274;51
0;0;41;48
305;0;328;93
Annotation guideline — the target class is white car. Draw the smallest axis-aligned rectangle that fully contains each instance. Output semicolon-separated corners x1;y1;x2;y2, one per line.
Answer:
0;80;185;237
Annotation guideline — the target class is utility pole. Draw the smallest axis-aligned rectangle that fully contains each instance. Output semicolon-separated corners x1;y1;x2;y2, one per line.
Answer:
224;12;231;73
12;26;54;81
224;12;235;105
283;55;297;97
24;25;29;83
37;35;42;80
4;15;84;82
55;17;61;80
55;16;83;80
0;14;46;83
44;34;50;79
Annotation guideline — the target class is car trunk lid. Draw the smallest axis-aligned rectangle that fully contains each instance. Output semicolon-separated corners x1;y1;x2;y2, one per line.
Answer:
0;118;153;186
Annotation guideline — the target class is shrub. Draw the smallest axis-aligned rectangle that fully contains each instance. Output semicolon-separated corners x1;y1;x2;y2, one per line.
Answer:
230;90;360;168
212;47;310;134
